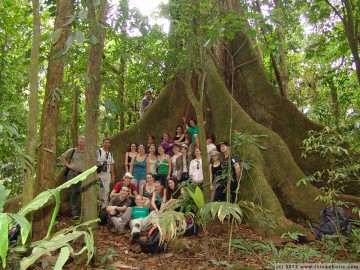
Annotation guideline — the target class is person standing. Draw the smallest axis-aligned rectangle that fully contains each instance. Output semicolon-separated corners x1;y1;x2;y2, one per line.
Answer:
217;141;241;203
139;89;155;117
175;144;190;182
61;135;86;219
97;138;115;208
130;144;147;190
189;147;203;186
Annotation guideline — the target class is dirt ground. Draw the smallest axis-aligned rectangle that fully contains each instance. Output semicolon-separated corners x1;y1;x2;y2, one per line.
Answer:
48;217;355;270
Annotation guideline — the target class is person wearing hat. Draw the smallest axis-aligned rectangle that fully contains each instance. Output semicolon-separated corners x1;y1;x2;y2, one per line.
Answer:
139;88;155;118
175;143;191;182
209;150;224;202
110;172;139;205
217;141;241;203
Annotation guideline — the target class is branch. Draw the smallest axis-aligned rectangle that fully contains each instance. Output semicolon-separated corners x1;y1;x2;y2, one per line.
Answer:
323;0;344;22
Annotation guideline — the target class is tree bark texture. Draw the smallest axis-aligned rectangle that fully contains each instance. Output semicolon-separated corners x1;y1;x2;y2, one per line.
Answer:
23;0;40;207
212;0;324;176
33;0;73;240
82;0;108;251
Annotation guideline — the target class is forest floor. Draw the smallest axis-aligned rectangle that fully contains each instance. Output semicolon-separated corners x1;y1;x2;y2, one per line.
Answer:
42;216;358;270
59;217;356;270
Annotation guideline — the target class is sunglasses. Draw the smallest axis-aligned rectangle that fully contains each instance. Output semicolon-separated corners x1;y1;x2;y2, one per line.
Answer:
196;161;200;170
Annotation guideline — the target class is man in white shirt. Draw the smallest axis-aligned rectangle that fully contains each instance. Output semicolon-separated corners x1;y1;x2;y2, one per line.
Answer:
97;138;115;208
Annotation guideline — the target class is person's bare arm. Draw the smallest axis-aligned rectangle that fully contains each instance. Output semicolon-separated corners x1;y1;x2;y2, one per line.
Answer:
61;151;76;170
151;192;158;211
124;152;129;172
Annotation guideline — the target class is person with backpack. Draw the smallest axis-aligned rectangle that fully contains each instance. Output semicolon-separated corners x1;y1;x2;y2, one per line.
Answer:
97;138;115;208
61;135;85;219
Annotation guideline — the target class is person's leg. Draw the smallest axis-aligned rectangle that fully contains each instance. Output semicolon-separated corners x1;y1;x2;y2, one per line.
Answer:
100;173;111;208
194;134;200;148
68;170;82;218
230;179;239;203
131;178;140;190
139;179;146;190
112;208;132;234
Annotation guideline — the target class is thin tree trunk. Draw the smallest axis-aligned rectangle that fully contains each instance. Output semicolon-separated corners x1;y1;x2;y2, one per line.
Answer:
82;0;108;262
33;0;73;241
23;0;40;209
71;74;79;147
329;80;340;127
274;0;289;96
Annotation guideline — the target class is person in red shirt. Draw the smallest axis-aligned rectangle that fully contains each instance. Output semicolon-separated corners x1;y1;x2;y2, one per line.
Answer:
110;172;139;203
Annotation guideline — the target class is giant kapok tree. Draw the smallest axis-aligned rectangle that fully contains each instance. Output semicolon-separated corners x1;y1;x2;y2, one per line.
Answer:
109;0;359;237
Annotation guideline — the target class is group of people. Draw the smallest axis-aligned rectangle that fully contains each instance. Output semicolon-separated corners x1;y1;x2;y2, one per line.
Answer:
61;120;241;241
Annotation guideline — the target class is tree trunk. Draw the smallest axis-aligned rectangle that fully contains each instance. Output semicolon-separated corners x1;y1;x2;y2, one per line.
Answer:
71;75;79;147
82;0;108;257
212;0;324;176
23;0;40;208
33;0;73;240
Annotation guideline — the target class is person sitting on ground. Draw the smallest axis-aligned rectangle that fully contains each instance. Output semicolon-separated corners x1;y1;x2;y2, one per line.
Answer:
206;134;217;162
129;144;147;190
166;178;183;200
124;143;137;173
175;143;191;182
174;125;185;144
139;174;156;208
146;143;157;178
151;181;167;212
189;147;203;186
160;131;174;157
107;186;132;234
110;172;138;204
129;195;158;243
139;88;155;118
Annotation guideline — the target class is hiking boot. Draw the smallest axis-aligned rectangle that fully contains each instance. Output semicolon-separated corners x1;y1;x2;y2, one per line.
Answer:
131;232;141;244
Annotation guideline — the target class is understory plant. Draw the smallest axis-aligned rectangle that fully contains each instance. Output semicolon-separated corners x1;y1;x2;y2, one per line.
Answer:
0;166;97;269
298;127;360;210
231;237;321;267
150;186;245;266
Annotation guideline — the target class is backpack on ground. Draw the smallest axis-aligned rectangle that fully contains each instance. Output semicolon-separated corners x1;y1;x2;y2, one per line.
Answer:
137;226;166;254
312;206;351;239
98;208;108;226
183;215;198;237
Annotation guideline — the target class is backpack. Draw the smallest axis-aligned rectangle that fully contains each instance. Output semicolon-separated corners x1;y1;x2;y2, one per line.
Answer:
183;215;198;237
137;226;166;254
98;208;108;226
312;207;352;239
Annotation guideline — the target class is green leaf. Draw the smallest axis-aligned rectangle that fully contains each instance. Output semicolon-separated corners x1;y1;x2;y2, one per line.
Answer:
241;162;251;171
89;35;100;45
0;185;8;213
50;28;62;44
73;30;85;45
78;9;88;20
0;213;9;268
46;189;61;238
54;246;71;270
7;213;31;244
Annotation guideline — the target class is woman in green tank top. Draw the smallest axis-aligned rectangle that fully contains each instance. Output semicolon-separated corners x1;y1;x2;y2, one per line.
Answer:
156;145;171;188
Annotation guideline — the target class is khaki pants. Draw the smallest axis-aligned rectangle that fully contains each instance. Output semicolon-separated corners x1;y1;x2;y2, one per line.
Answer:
109;207;132;234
